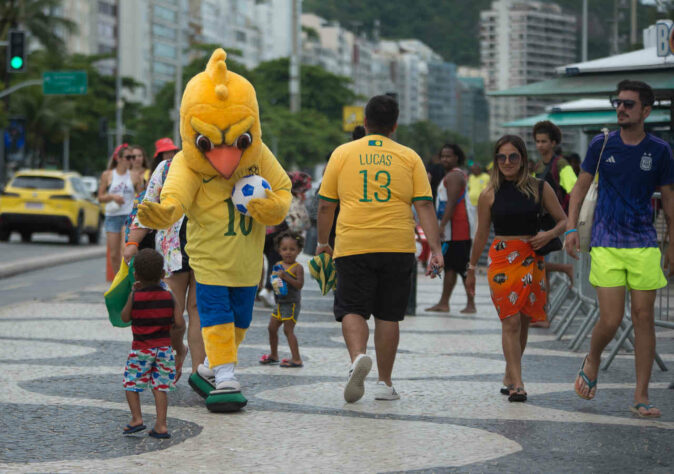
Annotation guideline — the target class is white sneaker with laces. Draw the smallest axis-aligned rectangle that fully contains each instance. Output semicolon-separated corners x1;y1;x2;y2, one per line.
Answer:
344;354;372;403
374;381;400;400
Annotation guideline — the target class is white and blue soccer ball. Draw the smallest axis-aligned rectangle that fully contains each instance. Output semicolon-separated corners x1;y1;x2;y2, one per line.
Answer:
231;175;271;216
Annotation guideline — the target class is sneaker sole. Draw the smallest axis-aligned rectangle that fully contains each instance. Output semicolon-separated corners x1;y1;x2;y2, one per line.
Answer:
374;394;400;401
344;355;372;403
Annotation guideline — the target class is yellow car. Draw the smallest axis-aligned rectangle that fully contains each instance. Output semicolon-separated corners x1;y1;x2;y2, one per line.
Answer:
0;170;103;244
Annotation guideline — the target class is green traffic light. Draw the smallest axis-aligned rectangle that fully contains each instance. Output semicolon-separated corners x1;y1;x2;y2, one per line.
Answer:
10;56;23;69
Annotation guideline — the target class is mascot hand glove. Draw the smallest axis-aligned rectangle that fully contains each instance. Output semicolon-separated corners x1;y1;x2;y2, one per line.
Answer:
138;196;183;230
247;188;292;226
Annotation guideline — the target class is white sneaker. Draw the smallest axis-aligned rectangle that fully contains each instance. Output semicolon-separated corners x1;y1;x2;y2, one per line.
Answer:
214;379;241;392
344;354;372;403
258;288;274;308
374;381;400;400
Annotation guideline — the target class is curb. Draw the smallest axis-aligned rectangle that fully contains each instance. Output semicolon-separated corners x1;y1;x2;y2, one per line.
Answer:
0;246;106;279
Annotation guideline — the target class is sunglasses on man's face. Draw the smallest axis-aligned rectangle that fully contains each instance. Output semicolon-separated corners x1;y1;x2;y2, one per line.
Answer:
611;98;637;110
495;153;521;164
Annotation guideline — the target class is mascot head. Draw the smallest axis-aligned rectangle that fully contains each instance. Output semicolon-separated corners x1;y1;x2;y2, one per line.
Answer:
180;48;262;178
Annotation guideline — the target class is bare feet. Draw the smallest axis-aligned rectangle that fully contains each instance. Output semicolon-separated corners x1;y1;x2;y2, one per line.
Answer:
574;355;598;400
460;305;476;314
425;304;449;312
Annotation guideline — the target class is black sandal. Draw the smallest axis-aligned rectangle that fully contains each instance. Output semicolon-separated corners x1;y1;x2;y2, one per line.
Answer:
500;384;514;395
508;387;527;402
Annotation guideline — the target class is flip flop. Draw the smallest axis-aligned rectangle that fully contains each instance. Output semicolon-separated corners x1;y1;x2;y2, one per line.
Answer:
500;384;514;395
508;387;527;402
280;360;304;368
148;429;171;439
123;423;146;434
574;355;597;400
259;354;279;365
630;403;661;418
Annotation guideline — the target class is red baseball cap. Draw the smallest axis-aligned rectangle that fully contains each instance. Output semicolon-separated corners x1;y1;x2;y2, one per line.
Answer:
154;137;179;158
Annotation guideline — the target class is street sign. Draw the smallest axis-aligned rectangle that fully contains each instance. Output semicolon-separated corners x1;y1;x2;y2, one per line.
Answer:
342;105;364;132
655;22;674;57
43;71;87;95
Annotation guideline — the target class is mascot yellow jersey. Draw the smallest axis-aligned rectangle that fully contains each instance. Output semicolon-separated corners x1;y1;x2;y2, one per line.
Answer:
138;49;291;287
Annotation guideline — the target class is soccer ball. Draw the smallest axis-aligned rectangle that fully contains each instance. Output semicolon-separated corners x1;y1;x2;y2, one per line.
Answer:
231;175;271;216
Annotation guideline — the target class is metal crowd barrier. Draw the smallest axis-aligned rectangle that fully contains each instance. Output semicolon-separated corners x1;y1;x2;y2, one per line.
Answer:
545;192;670;372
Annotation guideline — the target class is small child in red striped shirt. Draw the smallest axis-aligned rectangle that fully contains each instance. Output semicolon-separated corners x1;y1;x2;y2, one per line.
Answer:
120;248;186;439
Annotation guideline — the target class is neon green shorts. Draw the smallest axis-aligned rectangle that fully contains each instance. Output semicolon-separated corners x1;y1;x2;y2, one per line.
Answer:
589;247;667;290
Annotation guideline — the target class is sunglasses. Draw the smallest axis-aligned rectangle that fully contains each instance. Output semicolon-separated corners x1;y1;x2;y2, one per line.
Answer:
124;155;134;161
610;98;636;110
495;153;521;164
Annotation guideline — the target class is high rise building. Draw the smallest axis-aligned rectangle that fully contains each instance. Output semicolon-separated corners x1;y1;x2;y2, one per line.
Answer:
480;0;576;143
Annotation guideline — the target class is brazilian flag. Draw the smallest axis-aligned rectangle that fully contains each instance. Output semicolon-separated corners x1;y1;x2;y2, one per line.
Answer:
308;253;337;295
104;258;135;328
368;139;383;147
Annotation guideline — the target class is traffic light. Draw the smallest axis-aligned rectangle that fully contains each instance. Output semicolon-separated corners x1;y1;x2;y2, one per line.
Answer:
7;30;26;73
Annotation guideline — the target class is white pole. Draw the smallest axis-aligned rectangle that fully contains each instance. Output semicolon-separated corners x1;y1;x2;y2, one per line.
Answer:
289;0;301;113
115;0;123;146
173;12;183;146
582;0;588;61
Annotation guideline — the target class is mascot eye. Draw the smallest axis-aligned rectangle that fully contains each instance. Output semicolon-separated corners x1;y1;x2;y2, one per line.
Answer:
236;132;252;151
195;134;213;152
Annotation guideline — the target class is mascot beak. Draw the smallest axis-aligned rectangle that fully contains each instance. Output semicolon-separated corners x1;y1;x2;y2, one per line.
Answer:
204;145;243;179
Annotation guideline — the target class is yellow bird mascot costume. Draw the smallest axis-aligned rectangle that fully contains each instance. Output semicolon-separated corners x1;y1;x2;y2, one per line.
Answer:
138;49;291;412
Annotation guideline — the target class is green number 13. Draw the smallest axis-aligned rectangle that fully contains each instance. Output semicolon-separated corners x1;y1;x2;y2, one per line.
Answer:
359;169;391;203
224;198;253;236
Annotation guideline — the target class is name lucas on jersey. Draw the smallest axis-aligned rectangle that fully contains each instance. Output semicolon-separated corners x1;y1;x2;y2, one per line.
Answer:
359;153;392;166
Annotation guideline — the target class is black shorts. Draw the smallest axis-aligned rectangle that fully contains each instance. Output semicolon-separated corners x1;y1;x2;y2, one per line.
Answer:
443;239;471;279
333;252;415;323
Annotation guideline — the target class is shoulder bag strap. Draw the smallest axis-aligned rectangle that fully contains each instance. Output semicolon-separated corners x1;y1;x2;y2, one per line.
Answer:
594;128;610;178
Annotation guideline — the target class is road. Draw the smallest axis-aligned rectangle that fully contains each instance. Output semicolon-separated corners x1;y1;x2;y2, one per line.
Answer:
0;245;673;472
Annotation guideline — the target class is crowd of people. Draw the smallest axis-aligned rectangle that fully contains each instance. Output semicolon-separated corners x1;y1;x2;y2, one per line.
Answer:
109;79;673;438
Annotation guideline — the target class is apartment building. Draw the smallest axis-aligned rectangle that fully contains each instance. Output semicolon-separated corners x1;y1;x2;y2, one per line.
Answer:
480;0;576;142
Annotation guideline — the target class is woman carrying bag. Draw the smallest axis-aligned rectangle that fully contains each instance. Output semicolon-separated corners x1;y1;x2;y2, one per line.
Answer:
466;135;566;402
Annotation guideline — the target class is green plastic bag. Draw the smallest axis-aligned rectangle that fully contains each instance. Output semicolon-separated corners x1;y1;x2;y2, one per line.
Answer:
104;258;135;328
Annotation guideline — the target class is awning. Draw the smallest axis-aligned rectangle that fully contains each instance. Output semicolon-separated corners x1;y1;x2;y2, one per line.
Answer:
488;69;674;99
503;109;672;128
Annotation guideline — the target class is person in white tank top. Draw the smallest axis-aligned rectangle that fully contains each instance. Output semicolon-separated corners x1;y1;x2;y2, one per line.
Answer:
98;144;143;275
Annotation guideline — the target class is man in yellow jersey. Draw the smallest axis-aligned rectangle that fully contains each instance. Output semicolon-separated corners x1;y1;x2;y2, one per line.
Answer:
316;95;443;403
467;161;489;207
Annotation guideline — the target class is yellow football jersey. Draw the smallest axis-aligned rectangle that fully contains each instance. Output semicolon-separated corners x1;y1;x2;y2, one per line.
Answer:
160;145;291;286
319;134;432;259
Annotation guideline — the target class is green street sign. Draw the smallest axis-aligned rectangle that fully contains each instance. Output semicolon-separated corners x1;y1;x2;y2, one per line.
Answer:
43;71;87;95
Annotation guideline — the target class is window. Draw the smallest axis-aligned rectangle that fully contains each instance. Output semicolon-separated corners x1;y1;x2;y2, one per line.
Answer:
98;1;116;16
153;61;176;76
70;178;88;198
153;5;176;22
11;176;64;190
98;44;114;54
97;20;115;39
236;30;246;42
154;41;176;59
152;23;174;39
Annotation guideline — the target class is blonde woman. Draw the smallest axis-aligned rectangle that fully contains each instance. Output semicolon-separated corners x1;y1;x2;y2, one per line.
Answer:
466;135;566;402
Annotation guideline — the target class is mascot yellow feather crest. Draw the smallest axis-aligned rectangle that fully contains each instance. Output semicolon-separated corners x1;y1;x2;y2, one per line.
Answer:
138;48;291;413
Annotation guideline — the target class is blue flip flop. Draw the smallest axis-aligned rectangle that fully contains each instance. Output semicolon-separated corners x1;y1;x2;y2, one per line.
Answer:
574;355;597;400
148;429;171;439
630;403;661;418
123;423;146;434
